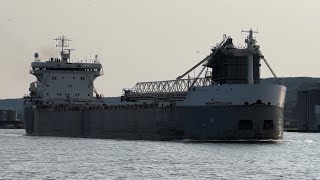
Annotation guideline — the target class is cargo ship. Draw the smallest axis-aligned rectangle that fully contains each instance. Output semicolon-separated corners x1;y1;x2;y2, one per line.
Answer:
24;30;287;141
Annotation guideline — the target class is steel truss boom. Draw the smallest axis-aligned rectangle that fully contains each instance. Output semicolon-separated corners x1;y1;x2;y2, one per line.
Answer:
176;35;227;80
129;77;212;93
123;78;212;101
176;56;210;80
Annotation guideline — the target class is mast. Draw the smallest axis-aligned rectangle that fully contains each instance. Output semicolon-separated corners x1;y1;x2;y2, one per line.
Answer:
242;29;258;84
53;35;72;62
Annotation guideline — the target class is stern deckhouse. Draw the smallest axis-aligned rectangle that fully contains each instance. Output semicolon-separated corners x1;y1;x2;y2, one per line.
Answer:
29;36;103;104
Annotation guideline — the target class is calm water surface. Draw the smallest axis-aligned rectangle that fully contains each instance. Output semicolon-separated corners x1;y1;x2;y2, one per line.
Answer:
0;129;319;180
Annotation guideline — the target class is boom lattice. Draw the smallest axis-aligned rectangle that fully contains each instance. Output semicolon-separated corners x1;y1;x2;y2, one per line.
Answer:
122;78;212;101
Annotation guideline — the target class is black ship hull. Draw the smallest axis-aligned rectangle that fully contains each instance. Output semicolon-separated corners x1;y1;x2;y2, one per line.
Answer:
24;105;284;141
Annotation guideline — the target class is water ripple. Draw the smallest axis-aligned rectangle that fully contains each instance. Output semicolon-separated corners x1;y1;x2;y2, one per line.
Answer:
0;130;319;179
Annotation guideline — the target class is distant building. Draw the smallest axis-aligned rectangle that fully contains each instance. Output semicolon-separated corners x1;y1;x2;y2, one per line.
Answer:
0;110;17;121
297;83;320;131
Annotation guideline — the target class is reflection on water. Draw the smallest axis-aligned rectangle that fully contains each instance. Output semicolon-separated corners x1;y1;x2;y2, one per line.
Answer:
0;129;319;179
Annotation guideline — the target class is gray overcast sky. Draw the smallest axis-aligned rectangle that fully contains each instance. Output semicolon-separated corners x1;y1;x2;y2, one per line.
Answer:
0;0;319;98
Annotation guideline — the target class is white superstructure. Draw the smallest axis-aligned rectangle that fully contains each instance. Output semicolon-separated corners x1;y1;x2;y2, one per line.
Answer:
29;36;103;104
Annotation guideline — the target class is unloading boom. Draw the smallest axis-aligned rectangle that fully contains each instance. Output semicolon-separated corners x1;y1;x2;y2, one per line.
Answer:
122;77;211;101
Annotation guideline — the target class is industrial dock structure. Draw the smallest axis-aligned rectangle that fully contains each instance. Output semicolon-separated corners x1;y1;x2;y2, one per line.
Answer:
297;84;320;132
0;109;23;128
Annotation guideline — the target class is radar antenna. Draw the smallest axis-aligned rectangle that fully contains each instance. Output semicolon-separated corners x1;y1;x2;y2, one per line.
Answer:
241;28;258;49
54;35;74;62
53;35;71;53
